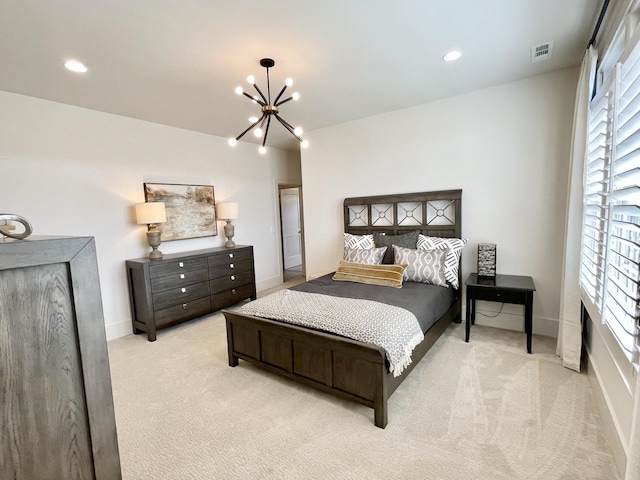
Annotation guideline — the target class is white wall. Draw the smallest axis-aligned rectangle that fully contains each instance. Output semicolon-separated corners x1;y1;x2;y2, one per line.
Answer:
301;66;635;468
301;68;578;338
0;90;301;340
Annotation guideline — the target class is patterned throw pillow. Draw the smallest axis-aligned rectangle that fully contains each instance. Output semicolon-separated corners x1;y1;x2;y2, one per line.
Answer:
343;246;387;265
373;230;420;264
333;261;407;288
392;246;448;286
416;235;467;289
343;233;375;250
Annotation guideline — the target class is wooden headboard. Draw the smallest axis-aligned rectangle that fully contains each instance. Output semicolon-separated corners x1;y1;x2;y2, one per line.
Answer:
344;189;462;239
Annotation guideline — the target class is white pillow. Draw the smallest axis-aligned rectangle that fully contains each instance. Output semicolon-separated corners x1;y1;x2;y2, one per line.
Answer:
392;246;448;286
343;233;375;250
416;235;467;289
343;246;387;265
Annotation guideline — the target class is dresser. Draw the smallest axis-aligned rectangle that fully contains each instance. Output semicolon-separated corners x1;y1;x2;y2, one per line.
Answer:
0;236;121;480
126;245;256;341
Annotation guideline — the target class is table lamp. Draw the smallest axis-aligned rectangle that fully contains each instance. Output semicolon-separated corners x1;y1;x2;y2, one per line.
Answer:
135;202;166;259
217;202;239;248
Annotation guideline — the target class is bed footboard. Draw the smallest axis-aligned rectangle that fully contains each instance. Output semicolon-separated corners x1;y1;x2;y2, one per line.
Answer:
224;295;458;428
224;310;390;427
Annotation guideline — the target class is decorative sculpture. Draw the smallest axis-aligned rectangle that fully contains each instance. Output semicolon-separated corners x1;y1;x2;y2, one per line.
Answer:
0;214;33;240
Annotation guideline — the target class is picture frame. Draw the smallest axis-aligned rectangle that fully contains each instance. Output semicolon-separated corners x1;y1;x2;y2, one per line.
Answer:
144;183;216;241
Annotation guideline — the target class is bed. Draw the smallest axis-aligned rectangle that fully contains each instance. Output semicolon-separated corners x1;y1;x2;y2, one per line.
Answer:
223;189;463;428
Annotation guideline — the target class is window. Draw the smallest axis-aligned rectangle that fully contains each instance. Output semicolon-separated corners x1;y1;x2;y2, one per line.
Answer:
582;27;640;368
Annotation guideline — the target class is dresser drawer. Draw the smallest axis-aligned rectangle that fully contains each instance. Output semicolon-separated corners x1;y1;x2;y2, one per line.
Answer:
154;296;212;327
152;281;210;311
471;287;527;304
210;271;253;295
151;268;209;293
212;284;255;311
208;248;251;267
150;257;208;279
209;259;252;278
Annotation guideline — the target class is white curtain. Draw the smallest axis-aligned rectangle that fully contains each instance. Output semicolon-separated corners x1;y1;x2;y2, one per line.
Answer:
556;46;598;372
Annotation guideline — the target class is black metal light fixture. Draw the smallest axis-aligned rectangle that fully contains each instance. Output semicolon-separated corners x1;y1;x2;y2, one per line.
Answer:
228;58;308;154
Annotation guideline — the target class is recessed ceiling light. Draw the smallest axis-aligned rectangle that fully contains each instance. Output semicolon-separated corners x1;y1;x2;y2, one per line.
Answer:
64;60;88;73
443;51;462;62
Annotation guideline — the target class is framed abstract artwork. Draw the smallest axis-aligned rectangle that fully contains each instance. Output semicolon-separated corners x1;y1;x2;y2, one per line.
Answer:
144;183;216;241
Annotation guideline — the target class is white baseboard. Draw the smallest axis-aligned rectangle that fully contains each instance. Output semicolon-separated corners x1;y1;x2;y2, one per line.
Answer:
256;274;283;293
284;256;302;269
585;353;627;478
105;319;133;342
462;302;558;338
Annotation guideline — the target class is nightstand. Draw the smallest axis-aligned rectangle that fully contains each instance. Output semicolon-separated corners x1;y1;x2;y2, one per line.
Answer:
465;273;536;353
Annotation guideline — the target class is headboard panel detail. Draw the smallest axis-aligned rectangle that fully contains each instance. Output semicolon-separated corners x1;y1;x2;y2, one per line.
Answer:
344;189;462;239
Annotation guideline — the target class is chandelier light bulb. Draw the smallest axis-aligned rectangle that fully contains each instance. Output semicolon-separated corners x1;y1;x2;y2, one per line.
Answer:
294;127;303;136
259;146;267;154
248;116;259;123
228;138;238;146
235;86;243;95
301;140;309;149
292;92;300;101
247;75;255;84
285;77;293;87
254;128;263;137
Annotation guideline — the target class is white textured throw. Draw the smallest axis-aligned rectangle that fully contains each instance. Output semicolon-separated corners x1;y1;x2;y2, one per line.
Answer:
237;290;424;377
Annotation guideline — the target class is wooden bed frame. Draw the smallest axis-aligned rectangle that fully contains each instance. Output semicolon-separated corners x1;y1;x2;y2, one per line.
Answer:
223;189;462;427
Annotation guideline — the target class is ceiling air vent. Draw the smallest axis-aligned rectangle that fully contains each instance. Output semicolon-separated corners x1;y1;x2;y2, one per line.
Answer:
531;41;553;63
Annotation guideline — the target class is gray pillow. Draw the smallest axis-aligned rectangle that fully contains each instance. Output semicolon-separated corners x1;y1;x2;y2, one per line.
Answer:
373;231;419;264
392;245;448;286
417;235;467;289
343;246;387;265
343;233;375;249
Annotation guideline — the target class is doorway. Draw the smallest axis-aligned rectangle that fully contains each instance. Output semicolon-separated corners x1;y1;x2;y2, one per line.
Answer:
278;185;305;283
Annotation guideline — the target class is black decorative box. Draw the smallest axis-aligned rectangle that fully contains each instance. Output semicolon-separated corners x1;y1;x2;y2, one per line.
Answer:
477;243;496;278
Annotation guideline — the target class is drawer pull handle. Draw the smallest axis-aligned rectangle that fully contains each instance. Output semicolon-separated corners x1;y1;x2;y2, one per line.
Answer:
232;288;237;294
181;288;187;293
231;275;235;281
182;303;188;310
230;263;235;269
229;253;234;259
180;274;185;279
179;262;184;268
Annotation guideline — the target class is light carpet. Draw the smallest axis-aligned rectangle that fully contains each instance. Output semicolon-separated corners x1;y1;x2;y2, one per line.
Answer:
107;314;619;479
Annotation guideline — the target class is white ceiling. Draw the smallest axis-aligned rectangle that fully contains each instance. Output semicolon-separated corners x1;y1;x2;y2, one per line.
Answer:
0;0;601;151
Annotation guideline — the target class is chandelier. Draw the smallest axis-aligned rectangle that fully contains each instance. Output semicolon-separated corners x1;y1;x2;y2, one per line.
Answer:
228;58;308;154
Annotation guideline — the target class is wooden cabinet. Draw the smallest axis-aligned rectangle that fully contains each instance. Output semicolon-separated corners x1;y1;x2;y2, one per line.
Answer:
0;236;121;480
127;245;256;341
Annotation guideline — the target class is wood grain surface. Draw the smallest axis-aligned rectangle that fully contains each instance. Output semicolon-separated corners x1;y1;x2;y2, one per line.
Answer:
1;236;121;480
1;264;94;479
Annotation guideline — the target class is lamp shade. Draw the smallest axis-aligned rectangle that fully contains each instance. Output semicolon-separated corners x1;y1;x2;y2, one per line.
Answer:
217;202;239;220
135;202;166;225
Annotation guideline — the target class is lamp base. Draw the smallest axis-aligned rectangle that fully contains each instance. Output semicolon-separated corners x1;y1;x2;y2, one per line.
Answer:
224;220;236;248
146;230;163;260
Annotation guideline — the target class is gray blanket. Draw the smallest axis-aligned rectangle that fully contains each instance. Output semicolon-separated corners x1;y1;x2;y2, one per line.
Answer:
292;273;456;333
237;289;424;377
